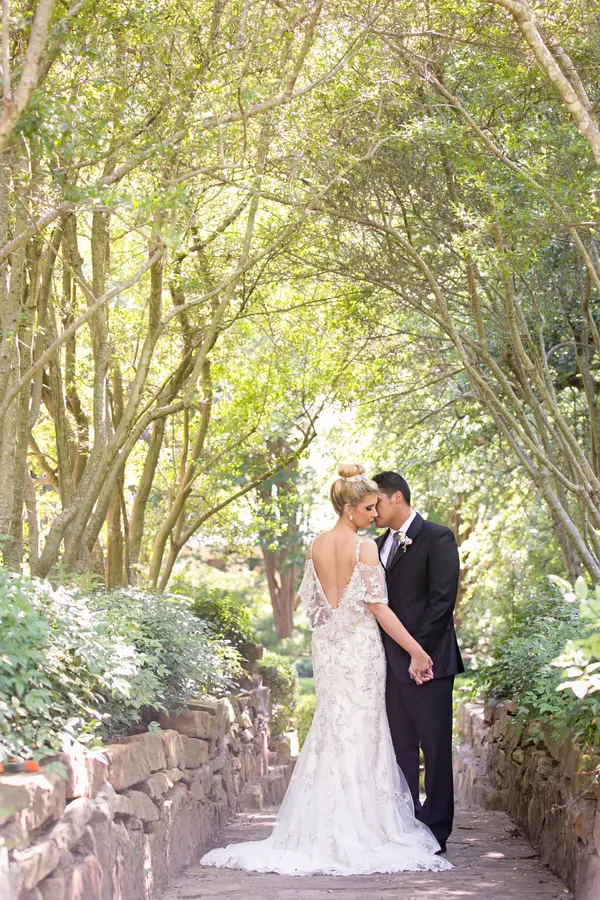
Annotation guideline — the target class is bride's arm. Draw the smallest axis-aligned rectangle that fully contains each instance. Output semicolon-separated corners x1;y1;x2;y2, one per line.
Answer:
370;605;433;684
359;539;433;684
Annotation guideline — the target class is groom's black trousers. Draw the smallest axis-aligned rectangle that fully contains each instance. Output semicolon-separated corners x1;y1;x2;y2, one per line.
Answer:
385;667;455;846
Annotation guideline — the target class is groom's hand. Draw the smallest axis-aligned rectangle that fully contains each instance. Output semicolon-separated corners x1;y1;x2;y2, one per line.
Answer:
409;652;434;685
410;666;434;685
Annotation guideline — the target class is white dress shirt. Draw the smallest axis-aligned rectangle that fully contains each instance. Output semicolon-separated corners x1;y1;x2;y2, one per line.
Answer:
380;510;418;567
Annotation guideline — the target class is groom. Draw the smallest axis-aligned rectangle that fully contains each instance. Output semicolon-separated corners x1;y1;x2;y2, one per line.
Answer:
373;471;464;853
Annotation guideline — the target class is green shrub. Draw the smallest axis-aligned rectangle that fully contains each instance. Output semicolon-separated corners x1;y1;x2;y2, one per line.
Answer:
92;589;242;733
293;657;313;678
299;676;314;696
477;582;584;699
552;576;600;699
0;571;240;762
173;581;258;659
0;570;138;761
258;650;299;737
296;693;316;748
255;614;312;657
476;580;599;745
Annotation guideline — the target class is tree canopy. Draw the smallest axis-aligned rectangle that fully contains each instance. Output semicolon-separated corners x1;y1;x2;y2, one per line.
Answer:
1;0;599;604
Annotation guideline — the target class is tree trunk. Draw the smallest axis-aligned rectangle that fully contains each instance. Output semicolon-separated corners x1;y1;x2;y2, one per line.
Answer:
2;160;30;569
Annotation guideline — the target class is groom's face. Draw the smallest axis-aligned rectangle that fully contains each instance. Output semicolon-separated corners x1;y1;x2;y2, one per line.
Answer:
374;491;395;528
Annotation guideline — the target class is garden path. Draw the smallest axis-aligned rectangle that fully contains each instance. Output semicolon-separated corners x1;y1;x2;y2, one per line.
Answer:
159;806;572;900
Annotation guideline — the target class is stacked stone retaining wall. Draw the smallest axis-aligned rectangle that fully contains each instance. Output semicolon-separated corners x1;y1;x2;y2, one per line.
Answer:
454;699;600;900
0;689;295;900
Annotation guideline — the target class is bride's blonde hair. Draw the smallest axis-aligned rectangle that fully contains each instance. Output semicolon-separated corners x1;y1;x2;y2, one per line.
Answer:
330;463;379;516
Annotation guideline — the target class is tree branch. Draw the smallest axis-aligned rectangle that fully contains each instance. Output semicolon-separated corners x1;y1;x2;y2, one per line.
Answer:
0;245;165;422
0;0;56;152
2;0;10;101
488;0;600;164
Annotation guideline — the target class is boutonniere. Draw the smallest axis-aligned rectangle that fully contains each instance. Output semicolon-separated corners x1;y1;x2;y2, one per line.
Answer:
394;532;413;552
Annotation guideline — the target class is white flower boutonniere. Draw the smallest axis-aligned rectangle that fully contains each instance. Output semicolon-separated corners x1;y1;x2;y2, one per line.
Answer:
394;532;413;553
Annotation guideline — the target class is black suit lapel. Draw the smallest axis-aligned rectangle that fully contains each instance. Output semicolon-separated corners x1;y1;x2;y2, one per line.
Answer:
406;512;424;541
388;513;424;573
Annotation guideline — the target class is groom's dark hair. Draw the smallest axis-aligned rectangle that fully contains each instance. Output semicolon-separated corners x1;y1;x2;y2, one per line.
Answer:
372;471;411;505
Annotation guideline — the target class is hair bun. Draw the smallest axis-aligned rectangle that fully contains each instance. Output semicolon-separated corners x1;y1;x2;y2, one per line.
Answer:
337;462;366;479
330;464;378;514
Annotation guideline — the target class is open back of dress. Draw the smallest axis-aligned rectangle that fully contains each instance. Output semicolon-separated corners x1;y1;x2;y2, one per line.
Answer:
309;533;365;609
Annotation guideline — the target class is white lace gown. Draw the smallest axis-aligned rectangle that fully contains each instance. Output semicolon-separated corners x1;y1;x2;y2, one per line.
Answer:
200;536;452;876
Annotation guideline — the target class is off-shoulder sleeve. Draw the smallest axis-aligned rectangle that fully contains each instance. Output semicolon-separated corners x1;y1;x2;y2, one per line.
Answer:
298;560;331;628
357;563;389;605
298;560;315;605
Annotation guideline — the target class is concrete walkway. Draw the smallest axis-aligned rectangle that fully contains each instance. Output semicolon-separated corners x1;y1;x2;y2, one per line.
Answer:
159;806;572;900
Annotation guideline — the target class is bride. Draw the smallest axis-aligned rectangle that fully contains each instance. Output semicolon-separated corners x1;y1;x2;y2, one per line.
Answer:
200;464;452;875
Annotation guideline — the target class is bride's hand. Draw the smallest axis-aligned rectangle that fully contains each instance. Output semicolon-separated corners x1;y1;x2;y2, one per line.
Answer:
409;650;434;685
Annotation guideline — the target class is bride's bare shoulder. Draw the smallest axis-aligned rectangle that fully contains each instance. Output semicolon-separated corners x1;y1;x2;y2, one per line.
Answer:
358;536;380;564
310;529;335;551
307;530;332;558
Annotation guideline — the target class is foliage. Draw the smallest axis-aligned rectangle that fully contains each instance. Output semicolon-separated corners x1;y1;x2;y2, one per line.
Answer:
2;0;600;700
0;0;367;589
171;578;259;659
252;458;307;639
296;693;316;750
453;676;478;720
299;676;315;696
256;615;312;658
293;0;600;586
257;650;299;738
294;658;314;679
476;581;583;699
365;391;565;660
0;569;137;761
0;570;238;761
553;577;600;699
476;579;600;746
91;589;241;731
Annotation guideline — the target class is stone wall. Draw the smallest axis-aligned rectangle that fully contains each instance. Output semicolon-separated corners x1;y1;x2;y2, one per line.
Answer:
454;699;600;900
0;689;295;900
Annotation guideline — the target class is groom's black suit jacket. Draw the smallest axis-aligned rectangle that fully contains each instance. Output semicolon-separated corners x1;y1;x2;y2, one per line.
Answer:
376;513;464;683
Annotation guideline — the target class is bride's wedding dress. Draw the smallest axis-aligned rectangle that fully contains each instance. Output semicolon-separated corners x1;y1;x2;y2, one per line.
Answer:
200;536;451;875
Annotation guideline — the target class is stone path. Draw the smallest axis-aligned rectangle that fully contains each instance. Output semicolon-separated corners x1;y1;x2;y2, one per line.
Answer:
159;806;573;900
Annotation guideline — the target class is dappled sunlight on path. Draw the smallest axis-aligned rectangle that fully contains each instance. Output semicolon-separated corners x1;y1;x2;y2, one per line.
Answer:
158;807;572;899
